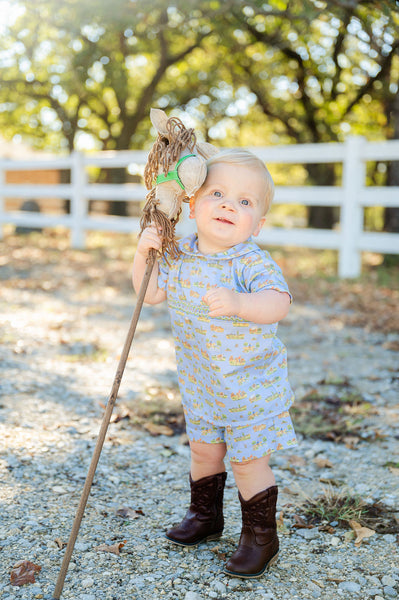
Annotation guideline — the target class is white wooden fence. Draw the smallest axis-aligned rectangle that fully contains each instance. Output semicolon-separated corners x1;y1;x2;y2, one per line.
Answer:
0;136;398;278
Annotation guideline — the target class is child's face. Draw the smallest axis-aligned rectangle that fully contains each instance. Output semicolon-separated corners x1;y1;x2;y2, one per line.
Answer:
189;163;266;255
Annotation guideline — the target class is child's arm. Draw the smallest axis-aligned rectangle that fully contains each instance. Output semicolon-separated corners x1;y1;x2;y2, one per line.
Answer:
132;225;167;305
203;287;291;324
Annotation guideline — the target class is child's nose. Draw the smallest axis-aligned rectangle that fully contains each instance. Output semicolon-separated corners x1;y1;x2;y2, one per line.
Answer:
220;198;235;210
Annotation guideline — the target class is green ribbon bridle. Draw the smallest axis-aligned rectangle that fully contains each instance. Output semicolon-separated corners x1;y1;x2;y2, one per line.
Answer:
155;153;196;190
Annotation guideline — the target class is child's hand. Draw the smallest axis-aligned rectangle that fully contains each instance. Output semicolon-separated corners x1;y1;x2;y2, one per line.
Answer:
136;224;163;257
203;287;242;318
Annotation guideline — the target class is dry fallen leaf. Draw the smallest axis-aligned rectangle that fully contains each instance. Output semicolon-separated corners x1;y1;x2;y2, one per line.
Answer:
313;457;334;469
96;540;126;555
318;524;336;534
343;436;360;449
293;514;313;529
383;340;399;352
288;455;306;467
10;561;41;586
54;537;67;549
110;408;131;424
388;467;399;476
210;545;227;561
349;520;375;546
281;486;300;496
143;422;174;436
277;511;284;529
277;511;289;534
116;507;144;519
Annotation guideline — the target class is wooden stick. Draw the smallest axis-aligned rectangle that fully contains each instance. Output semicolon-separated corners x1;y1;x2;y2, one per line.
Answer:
53;250;156;600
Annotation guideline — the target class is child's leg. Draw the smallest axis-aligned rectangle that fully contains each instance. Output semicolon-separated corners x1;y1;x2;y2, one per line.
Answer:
225;455;279;578
190;440;227;480
165;441;228;546
230;455;274;499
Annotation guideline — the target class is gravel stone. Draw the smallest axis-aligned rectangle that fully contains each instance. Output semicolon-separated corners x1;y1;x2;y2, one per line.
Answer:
81;577;94;589
296;528;320;540
367;588;383;596
338;581;361;593
384;586;398;598
210;579;227;594
184;593;204;600
382;575;397;587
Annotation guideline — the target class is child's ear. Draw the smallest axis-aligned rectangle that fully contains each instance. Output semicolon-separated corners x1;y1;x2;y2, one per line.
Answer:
189;197;195;219
253;217;266;237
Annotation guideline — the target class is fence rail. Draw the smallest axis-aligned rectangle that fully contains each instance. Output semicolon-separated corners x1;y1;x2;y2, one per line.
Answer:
0;136;398;278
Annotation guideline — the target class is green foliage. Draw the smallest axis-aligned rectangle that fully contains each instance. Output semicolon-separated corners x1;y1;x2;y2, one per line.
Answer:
0;0;397;154
300;486;399;534
301;486;367;527
0;0;397;227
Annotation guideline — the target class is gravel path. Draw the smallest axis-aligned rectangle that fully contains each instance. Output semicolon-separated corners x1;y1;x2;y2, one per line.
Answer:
1;247;398;600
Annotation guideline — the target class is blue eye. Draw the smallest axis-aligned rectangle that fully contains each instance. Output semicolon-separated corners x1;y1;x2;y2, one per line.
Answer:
213;191;222;198
241;199;250;206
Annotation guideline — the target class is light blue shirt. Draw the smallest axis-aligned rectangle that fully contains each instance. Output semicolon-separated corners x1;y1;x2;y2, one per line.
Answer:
158;234;294;426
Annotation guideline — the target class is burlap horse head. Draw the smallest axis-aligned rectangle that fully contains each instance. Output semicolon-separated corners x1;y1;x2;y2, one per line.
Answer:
141;108;218;258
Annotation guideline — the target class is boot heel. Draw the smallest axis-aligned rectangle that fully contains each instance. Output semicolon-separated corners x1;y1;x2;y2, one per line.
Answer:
205;531;223;542
268;551;279;568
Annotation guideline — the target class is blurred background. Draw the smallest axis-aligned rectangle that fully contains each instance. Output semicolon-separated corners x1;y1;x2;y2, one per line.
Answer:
0;0;398;281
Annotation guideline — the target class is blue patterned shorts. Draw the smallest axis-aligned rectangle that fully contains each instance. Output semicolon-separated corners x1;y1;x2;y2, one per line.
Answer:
184;409;297;463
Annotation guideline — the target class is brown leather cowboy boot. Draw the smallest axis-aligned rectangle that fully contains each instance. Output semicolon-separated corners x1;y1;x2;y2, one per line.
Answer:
165;471;227;546
224;485;279;578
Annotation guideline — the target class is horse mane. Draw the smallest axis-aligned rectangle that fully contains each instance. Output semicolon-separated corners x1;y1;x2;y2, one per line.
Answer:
141;116;198;260
144;117;196;190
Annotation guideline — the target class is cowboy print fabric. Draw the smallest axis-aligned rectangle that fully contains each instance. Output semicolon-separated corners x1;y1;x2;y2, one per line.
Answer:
158;234;297;459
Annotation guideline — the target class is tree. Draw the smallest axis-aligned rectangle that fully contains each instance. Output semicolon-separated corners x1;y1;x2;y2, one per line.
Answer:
0;0;230;213
1;0;397;228
216;0;399;227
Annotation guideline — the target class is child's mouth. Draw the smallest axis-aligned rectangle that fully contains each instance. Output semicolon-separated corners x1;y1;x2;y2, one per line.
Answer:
216;217;234;225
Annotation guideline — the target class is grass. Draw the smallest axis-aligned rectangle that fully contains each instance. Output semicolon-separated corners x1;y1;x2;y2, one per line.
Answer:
299;486;399;533
300;486;367;527
59;347;109;363
290;385;375;443
384;461;399;469
122;384;186;435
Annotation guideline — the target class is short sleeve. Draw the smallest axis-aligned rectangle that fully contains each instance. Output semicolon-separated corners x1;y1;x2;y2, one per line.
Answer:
158;254;169;291
244;251;292;302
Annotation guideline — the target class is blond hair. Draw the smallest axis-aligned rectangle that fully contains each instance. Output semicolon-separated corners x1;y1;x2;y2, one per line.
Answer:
206;148;274;215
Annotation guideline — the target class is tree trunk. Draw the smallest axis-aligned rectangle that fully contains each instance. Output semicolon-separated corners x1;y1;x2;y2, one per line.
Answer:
384;155;399;232
61;169;71;214
383;90;399;266
105;167;128;217
305;163;338;229
384;92;399;233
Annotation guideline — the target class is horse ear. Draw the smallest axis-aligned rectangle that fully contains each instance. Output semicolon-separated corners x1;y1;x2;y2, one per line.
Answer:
196;141;219;159
150;108;169;136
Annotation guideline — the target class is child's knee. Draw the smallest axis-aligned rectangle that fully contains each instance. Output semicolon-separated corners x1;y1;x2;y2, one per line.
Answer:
231;454;270;476
190;440;227;464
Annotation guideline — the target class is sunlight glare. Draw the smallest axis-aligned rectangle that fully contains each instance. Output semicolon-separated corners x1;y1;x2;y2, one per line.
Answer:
0;0;25;30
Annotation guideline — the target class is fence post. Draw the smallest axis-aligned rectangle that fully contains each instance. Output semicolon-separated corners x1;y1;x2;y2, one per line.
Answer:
0;167;4;240
339;136;365;278
70;151;87;248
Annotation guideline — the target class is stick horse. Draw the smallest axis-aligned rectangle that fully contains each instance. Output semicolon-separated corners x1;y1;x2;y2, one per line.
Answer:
53;109;217;600
141;108;218;258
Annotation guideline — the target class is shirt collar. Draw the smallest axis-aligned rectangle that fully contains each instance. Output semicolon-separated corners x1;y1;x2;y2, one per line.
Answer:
179;233;259;260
